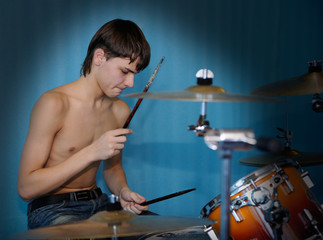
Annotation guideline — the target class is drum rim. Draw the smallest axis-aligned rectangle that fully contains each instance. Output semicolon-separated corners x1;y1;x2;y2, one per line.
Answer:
200;159;296;216
232;159;294;195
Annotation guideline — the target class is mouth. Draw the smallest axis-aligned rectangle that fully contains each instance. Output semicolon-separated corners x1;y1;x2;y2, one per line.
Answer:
118;88;125;93
114;88;124;96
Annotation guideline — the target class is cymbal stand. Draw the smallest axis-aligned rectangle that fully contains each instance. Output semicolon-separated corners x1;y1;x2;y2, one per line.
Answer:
188;69;256;239
203;129;256;240
276;96;293;149
309;60;323;113
218;143;232;240
188;101;211;136
188;69;214;135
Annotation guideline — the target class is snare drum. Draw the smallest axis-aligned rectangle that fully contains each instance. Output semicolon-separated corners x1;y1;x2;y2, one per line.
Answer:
201;160;323;240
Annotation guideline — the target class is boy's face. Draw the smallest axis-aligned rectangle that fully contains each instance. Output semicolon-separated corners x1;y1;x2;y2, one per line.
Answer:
96;57;139;98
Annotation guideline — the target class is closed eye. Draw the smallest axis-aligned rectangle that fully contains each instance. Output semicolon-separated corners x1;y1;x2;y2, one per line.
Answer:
123;67;137;75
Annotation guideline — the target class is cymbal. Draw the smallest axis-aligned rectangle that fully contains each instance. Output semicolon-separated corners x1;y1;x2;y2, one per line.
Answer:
239;148;323;166
251;71;323;96
12;210;213;239
123;85;283;102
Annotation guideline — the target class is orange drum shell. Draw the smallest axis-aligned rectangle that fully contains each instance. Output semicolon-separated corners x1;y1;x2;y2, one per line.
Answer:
207;166;323;240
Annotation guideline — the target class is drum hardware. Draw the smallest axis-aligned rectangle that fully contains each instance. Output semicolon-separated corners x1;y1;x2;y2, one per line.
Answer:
239;93;323;166
204;128;257;240
204;128;257;151
229;169;290;216
209;187;270;223
239;127;323;166
203;128;282;240
231;182;272;223
188;101;211;136
201;160;323;239
250;185;271;206
231;208;244;223
204;225;220;240
293;157;315;189
272;163;294;193
229;180;271;222
310;60;323;112
301;168;315;189
304;209;323;239
276;127;292;149
186;69;282;136
264;188;290;240
230;196;250;222
187;69;213;136
312;93;323;113
201;195;220;218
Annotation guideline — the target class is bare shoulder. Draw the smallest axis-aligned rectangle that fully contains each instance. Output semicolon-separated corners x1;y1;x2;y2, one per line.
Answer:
112;98;129;110
33;90;69;116
110;98;131;126
30;89;70;132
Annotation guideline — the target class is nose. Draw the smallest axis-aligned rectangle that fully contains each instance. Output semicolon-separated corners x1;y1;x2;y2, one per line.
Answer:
125;73;134;88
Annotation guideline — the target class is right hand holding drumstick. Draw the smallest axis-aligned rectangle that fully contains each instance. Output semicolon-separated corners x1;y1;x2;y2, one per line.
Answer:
89;128;133;161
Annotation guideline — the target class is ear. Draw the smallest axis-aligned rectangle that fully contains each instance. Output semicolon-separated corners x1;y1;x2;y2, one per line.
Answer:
93;48;106;66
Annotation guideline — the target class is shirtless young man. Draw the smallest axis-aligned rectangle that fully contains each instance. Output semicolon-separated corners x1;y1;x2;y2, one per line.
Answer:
17;19;151;229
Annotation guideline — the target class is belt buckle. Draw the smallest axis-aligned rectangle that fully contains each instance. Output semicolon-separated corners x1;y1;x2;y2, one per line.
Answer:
73;190;92;201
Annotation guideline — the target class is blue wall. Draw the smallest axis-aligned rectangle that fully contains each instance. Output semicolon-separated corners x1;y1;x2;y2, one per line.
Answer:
1;0;322;238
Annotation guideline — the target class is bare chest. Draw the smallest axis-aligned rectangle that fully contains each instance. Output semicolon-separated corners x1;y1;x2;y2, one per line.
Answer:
51;105;119;159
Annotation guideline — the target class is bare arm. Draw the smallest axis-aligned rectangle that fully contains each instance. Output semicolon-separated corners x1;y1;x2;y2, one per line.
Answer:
102;100;148;214
103;154;148;214
102;154;128;196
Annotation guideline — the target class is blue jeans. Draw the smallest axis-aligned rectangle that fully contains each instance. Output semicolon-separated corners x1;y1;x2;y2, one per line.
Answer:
27;193;110;230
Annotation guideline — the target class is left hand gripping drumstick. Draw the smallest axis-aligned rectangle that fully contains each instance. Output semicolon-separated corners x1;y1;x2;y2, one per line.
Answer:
123;56;165;128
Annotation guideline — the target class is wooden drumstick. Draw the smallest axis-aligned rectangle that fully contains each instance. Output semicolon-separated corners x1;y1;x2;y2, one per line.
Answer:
123;56;165;128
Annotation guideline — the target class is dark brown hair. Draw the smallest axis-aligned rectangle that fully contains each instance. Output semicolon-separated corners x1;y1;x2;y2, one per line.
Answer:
81;19;151;76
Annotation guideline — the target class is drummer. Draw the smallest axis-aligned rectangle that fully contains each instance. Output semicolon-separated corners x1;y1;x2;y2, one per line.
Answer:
17;19;151;229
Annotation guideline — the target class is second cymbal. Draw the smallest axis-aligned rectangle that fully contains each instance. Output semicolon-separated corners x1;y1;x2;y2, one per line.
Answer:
239;148;323;166
251;60;323;96
251;72;323;96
